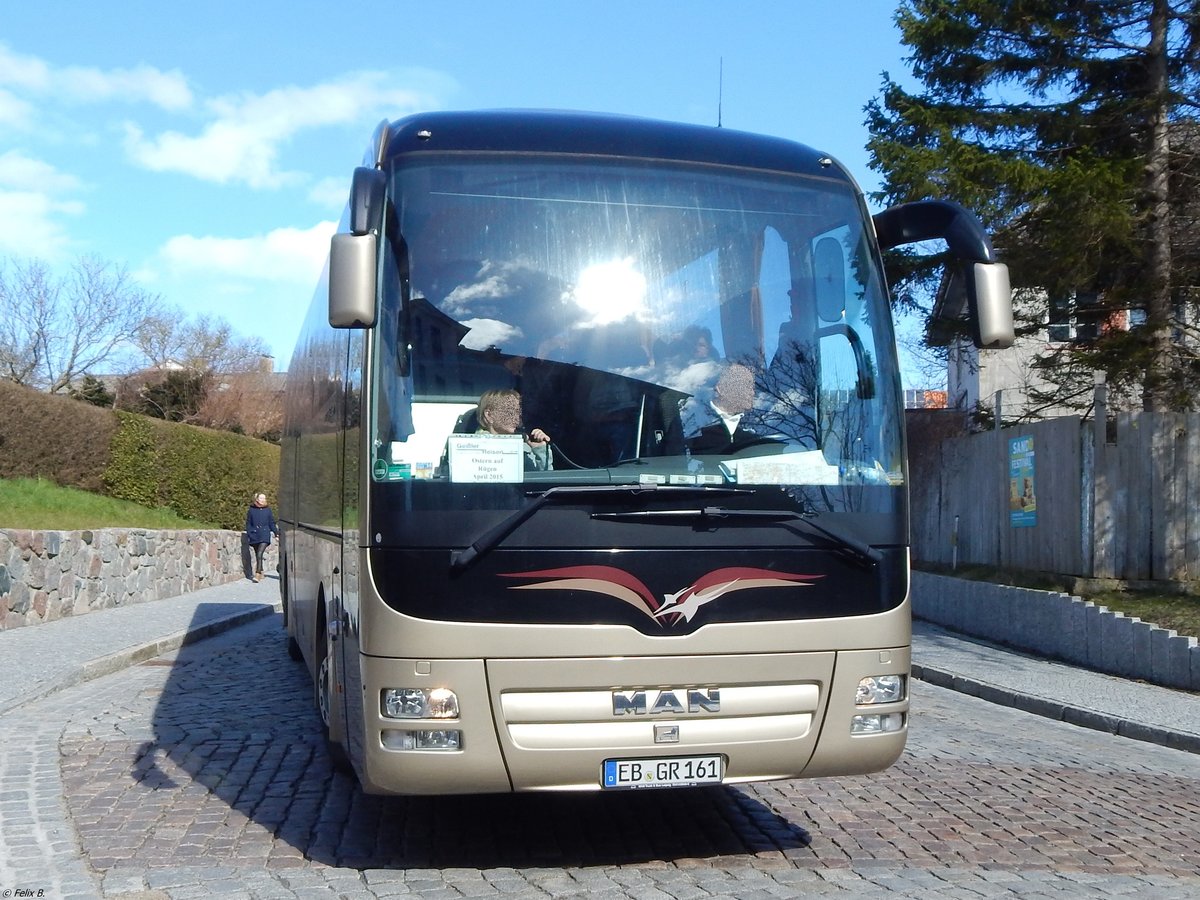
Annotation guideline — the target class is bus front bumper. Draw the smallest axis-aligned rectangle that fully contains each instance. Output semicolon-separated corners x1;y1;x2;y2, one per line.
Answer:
356;648;909;795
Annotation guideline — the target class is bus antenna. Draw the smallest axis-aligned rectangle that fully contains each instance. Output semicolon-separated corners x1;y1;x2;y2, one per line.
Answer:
717;57;723;127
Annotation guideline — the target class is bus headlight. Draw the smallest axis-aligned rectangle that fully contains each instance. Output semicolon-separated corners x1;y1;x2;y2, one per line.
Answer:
851;674;905;735
382;687;460;719
855;674;905;705
851;713;905;735
382;729;463;751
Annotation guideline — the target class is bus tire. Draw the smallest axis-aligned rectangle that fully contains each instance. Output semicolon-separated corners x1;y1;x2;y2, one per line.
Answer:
283;601;303;661
317;624;353;774
280;555;303;660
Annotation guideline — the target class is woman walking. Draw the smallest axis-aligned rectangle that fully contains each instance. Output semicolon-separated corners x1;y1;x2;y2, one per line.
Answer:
245;492;278;581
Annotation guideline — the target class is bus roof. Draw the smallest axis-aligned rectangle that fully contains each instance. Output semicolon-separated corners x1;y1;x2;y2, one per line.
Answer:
380;109;846;181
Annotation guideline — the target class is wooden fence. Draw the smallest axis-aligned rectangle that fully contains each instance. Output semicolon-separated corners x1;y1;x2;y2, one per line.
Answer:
908;405;1200;582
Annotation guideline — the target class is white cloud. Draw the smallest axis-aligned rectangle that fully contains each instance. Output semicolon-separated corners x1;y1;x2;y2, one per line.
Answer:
0;43;192;111
459;318;524;351
60;63;192;110
149;222;341;364
0;190;84;258
0;45;50;91
122;119;305;189
0;88;34;129
124;71;447;188
157;220;337;284
0;151;85;258
0;150;84;193
445;274;515;312
308;176;350;211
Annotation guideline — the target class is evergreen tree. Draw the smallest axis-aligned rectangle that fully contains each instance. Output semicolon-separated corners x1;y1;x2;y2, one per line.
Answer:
133;370;209;422
68;374;115;408
867;0;1200;412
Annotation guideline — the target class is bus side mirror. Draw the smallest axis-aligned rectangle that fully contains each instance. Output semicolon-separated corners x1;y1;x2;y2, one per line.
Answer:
928;260;1014;350
873;200;1014;350
329;233;376;328
329;166;387;329
968;261;1013;349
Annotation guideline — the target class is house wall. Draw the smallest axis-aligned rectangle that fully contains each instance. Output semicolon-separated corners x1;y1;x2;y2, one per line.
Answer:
948;335;1084;421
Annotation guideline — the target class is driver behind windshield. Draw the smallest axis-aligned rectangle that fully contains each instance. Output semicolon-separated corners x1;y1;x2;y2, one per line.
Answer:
665;363;771;455
477;389;554;471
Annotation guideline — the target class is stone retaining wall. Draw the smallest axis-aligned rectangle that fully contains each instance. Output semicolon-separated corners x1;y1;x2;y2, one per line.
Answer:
4;529;1197;691
912;571;1200;691
0;528;277;630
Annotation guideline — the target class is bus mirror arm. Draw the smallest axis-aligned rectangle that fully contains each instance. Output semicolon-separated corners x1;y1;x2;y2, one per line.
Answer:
873;200;996;261
349;167;387;235
873;200;1014;350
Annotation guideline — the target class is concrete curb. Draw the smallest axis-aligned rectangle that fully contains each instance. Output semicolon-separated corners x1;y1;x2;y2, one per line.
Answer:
911;661;1200;756
80;600;282;681
2;600;281;717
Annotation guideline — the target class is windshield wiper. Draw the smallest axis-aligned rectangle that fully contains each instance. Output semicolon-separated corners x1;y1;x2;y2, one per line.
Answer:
449;484;751;571
591;507;884;567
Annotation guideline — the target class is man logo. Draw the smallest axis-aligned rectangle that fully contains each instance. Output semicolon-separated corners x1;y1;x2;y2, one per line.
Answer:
612;688;721;716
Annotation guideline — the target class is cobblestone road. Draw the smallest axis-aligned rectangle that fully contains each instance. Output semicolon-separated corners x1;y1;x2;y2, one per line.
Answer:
3;614;1199;898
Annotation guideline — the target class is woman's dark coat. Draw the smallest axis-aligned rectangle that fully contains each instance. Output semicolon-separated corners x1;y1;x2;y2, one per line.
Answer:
245;505;278;545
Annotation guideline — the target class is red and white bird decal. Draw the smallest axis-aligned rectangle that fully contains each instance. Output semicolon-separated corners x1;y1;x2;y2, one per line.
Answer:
500;565;821;625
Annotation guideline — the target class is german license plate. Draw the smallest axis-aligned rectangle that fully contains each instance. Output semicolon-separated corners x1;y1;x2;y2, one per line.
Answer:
602;755;723;789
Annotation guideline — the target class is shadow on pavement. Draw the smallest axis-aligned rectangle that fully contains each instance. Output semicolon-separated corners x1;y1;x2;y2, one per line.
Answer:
122;604;812;869
239;532;254;580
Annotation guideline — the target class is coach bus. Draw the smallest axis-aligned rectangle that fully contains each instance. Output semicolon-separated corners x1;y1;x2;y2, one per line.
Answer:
278;109;1012;794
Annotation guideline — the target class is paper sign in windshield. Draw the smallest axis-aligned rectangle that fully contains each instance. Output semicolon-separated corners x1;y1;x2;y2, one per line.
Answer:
448;433;524;483
723;451;839;485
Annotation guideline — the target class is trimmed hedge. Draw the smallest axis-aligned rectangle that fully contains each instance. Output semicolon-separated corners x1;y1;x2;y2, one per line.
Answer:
103;412;160;507
0;379;117;492
1;380;278;530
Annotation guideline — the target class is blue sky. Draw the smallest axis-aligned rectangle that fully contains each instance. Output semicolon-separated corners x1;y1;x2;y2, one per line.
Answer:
0;2;924;378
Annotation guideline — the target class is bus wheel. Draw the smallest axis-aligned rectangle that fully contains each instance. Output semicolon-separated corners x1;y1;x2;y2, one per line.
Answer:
317;634;352;773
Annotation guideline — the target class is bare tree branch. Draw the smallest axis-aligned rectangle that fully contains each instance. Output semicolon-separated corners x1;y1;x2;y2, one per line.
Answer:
0;256;165;393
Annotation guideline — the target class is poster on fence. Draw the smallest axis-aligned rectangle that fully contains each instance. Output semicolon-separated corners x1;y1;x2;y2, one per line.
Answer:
1008;435;1037;527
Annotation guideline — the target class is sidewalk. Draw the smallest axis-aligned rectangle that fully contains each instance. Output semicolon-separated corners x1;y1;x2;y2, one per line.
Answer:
912;620;1200;754
0;575;281;716
1;578;1196;754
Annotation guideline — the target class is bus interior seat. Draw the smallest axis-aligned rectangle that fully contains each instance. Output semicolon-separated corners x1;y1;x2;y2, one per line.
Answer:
452;409;479;433
436;407;480;478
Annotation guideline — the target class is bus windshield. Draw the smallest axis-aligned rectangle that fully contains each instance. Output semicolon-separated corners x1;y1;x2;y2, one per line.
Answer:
371;155;904;498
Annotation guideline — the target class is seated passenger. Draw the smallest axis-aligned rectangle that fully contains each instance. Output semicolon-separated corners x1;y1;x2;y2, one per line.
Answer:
476;388;554;471
656;325;720;369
